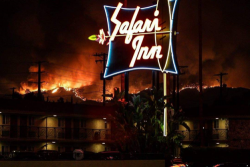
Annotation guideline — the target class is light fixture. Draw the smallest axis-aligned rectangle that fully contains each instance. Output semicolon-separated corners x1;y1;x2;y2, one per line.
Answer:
0;112;2;113
203;127;204;129
52;141;56;144
216;143;220;145
103;118;106;120
216;118;219;120
102;143;105;145
53;115;57;117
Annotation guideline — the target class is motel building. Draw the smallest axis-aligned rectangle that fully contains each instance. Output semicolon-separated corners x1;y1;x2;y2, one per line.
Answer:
0;98;116;156
175;87;250;156
0;87;250;158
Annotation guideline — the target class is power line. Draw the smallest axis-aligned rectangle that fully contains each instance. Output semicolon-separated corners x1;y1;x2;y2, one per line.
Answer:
93;53;108;106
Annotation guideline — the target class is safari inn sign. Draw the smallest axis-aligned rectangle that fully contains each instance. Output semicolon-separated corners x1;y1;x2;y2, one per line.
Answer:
89;0;179;78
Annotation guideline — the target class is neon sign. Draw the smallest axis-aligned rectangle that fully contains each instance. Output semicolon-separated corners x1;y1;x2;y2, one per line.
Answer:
89;0;178;78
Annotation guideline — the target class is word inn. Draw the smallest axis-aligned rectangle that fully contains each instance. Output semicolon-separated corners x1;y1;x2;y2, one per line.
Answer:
110;2;164;67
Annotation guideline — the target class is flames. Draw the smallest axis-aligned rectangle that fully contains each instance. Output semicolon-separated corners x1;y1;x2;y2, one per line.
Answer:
16;62;222;102
52;88;59;93
17;63;101;101
180;84;219;92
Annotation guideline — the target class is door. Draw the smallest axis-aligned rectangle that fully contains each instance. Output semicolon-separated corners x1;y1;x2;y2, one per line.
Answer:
73;119;79;139
10;115;18;138
65;118;71;139
20;116;27;138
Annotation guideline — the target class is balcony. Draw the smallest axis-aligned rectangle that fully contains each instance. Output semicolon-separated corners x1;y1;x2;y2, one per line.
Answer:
176;129;228;141
0;125;112;141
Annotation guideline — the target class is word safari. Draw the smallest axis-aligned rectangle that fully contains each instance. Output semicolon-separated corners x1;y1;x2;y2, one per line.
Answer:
110;2;163;67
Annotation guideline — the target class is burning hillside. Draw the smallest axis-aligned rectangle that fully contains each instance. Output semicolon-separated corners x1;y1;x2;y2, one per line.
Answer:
14;62;156;102
15;61;222;103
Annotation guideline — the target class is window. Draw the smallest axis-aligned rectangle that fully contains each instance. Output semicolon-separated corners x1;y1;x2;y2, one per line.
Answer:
29;117;34;126
80;119;86;128
58;118;65;127
214;120;219;129
2;115;10;124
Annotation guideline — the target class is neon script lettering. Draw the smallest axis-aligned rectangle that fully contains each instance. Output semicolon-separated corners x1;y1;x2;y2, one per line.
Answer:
110;2;163;67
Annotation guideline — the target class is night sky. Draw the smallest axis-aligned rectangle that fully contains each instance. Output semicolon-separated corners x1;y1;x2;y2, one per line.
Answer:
0;0;250;98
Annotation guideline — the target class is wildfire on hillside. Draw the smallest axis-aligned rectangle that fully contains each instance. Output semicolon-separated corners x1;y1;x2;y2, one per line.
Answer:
14;62;224;103
180;84;219;92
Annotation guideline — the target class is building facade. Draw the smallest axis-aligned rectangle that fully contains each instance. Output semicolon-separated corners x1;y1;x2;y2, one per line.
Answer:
174;87;250;156
0;99;116;156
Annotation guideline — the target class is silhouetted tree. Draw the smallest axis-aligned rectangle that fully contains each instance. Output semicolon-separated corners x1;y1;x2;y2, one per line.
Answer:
113;87;190;154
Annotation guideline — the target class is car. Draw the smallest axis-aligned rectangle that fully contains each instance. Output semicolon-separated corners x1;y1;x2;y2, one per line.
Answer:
213;162;249;167
171;158;186;167
8;150;37;160
37;150;59;160
98;151;122;160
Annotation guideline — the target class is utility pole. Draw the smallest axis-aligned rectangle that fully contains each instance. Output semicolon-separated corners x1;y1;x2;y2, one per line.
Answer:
10;87;16;99
167;73;170;103
30;61;46;100
122;0;129;102
198;0;204;146
214;72;228;100
93;53;109;106
177;66;188;111
125;72;129;102
172;75;176;110
38;61;42;97
152;71;155;89
152;71;160;91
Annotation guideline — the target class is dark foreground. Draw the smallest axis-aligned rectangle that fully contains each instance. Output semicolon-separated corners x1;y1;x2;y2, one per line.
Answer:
0;160;166;167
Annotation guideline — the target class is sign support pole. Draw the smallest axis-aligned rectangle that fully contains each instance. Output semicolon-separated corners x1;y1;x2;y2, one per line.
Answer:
125;72;129;101
163;72;167;136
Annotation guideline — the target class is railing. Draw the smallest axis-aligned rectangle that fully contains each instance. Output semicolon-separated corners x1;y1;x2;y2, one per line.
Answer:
211;129;228;140
176;129;228;141
0;125;112;140
177;130;199;141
